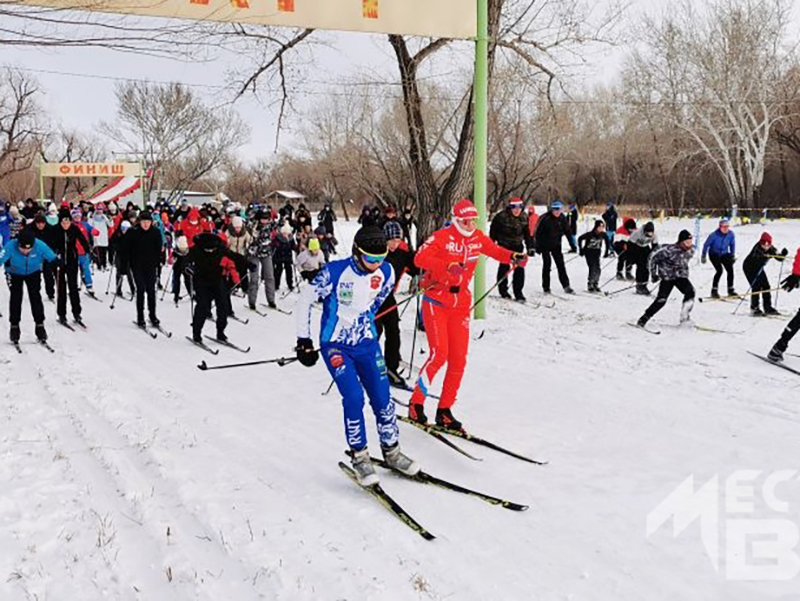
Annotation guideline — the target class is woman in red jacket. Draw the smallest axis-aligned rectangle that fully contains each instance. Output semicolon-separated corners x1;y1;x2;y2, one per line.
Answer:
409;199;526;431
768;248;800;362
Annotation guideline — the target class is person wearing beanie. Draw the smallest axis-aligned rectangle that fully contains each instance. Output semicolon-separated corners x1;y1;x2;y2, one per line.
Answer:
26;213;57;301
112;220;136;298
614;218;637;280
91;203;112;271
490;198;533;301
171;234;193;305
123;210;163;328
602;202;618;257
374;220;420;389
294;236;326;283
272;223;297;294
702;217;737;298
636;230;696;329
578;220;607;292
294;225;419;487
49;207;91;326
0;227;57;344
533;200;574;294
246;211;278;310
188;232;240;344
628;221;659;295
225;215;252;301
408;198;526;432
318;202;337;240
767;248;800;362
71;208;99;295
742;231;787;316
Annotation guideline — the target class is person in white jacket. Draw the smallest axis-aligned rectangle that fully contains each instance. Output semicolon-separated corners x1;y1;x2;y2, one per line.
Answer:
295;237;326;282
91;204;112;270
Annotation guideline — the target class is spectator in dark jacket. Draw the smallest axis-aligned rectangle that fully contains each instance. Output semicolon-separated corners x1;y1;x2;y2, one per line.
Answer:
743;232;787;315
534;201;574;294
567;203;579;252
124;211;164;327
578;220;606;292
50;208;90;324
27;214;57;301
490;198;532;301
602;203;618;257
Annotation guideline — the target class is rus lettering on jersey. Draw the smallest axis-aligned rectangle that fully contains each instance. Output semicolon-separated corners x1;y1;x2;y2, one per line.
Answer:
277;0;294;11
445;241;465;254
362;0;378;19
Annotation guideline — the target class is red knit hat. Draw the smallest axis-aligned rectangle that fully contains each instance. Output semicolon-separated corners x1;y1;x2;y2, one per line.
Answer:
452;199;478;219
760;232;773;244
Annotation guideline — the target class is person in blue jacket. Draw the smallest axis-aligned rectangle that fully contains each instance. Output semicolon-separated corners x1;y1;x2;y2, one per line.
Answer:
0;228;57;343
702;217;736;298
294;226;419;487
0;203;10;246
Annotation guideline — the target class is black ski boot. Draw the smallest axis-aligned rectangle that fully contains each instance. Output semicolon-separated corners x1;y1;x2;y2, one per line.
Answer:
710;288;720;299
387;370;408;390
435;407;464;432
409;403;427;425
635;284;651;295
10;325;20;344
751;308;764;317
35;323;47;342
768;345;785;362
764;307;780;316
616;272;625;281
216;331;229;343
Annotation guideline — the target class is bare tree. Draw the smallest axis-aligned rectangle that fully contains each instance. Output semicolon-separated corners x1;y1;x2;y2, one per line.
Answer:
627;0;797;209
0;67;43;183
103;81;249;203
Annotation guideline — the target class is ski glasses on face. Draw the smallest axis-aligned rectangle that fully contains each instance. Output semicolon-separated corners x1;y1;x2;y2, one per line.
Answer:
358;247;387;264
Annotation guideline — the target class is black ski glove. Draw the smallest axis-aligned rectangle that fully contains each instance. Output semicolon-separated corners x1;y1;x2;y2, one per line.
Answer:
296;337;319;367
527;248;536;257
782;248;789;256
782;274;800;293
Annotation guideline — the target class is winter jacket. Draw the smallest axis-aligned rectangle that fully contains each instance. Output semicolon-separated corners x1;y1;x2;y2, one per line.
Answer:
702;229;735;259
188;232;237;286
534;212;570;252
602;206;618;232
295;249;326;273
9;216;24;240
578;230;605;254
0;238;57;275
385;244;419;292
124;225;164;273
75;221;99;256
91;213;112;247
629;228;658;249
49;223;90;267
27;222;56;249
650;243;694;281
743;242;785;276
318;207;337;235
177;209;211;248
527;209;539;238
272;233;296;263
0;210;10;245
249;223;276;258
490;209;531;253
226;226;253;258
416;224;513;310
568;207;579;235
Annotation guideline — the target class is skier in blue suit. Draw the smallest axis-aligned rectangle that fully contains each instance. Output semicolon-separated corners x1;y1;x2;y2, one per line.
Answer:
295;226;419;486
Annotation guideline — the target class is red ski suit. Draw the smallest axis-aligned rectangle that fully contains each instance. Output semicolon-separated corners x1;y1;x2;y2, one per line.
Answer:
410;224;514;409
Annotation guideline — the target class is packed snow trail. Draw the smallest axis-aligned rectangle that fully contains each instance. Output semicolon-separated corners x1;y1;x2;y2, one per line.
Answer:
2;218;800;600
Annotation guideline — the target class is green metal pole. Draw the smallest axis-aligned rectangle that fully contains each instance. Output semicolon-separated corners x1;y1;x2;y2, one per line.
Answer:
473;0;489;320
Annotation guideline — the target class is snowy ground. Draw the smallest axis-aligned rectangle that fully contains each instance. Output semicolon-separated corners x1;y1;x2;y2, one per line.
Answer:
2;217;800;601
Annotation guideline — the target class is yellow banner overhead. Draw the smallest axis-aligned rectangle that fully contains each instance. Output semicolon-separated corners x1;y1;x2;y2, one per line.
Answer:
41;162;142;177
16;0;477;39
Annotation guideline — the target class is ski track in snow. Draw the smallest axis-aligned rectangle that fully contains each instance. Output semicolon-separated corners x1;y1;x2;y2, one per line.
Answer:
2;218;800;600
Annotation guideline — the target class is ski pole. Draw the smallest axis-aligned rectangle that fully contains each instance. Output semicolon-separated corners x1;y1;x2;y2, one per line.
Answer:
604;283;637;297
197;356;299;371
159;262;174;301
322;378;336;396
775;260;785;310
104;262;115;295
409;284;422;375
375;288;427;321
565;253;582;265
470;265;516;311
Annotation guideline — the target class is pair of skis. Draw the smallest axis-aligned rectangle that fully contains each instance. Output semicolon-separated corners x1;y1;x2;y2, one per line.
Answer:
748;351;800;376
10;340;55;353
339;453;528;541
185;336;251;355
133;322;173;339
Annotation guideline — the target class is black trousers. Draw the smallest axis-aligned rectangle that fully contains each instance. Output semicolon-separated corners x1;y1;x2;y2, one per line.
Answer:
192;280;227;338
9;272;45;326
96;247;108;270
274;259;294;290
710;254;735;291
541;248;570;291
615;243;635;273
42;261;55;299
172;256;193;301
744;267;772;310
497;263;525;298
630;245;652;284
376;294;402;374
642;278;695;321
774;309;800;353
585;249;601;287
133;268;158;322
56;263;82;320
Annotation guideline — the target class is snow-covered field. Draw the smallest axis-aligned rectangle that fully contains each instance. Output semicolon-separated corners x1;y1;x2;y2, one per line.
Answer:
2;217;799;601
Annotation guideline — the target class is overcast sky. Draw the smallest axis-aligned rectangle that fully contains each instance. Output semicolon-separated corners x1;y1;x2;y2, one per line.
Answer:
4;0;794;161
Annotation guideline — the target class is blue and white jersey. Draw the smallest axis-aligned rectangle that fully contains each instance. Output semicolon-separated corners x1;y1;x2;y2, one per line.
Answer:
296;256;394;347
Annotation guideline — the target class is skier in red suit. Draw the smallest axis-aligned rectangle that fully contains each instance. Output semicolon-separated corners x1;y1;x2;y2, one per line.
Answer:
408;199;527;431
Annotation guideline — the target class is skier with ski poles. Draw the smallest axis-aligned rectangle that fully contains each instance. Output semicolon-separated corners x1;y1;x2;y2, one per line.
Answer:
294;225;419;486
124;210;164;329
375;220;419;389
188;231;239;344
742;232;787;316
408;199;527;431
490;197;532;302
578;220;606;293
635;230;695;330
701;217;737;299
533;200;574;294
0;228;57;344
51;208;90;327
26;214;57;301
767;248;800;362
